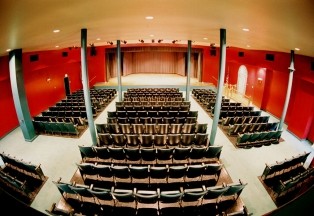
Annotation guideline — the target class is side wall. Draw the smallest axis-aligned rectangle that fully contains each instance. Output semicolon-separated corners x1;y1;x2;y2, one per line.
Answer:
222;48;314;141
0;47;106;138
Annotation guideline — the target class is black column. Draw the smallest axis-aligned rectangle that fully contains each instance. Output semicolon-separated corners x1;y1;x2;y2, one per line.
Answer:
64;75;71;96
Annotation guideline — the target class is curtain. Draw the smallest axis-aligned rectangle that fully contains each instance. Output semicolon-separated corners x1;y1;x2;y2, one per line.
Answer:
107;51;200;78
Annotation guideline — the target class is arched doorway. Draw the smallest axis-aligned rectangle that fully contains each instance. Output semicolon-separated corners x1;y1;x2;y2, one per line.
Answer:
237;65;248;95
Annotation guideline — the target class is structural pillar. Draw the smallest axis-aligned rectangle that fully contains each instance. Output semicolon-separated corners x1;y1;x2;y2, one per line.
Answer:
81;28;97;145
9;49;37;142
117;40;123;101
278;50;295;131
209;29;227;145
186;40;192;101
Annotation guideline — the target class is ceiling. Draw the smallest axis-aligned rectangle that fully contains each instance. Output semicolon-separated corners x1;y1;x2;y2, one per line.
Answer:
1;0;314;57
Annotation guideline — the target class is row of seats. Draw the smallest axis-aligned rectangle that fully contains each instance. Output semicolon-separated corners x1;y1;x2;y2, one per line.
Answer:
123;96;185;102
0;170;29;199
33;88;116;137
108;110;197;118
96;123;207;135
211;104;253;114
126;87;180;93
116;104;190;112
52;178;247;216
0;153;46;204
0;152;45;180
192;88;216;99
236;130;283;148
116;100;191;107
78;145;222;165
76;162;223;186
218;110;262;119
96;133;209;148
70;88;116;96
228;122;279;136
33;120;80;136
192;88;279;150
261;152;311;180
106;116;198;125
41;109;96;119
272;167;314;198
221;116;270;127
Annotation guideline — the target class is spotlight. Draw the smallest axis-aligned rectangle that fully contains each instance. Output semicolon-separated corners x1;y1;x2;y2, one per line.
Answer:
172;40;179;44
123;40;127;44
158;39;163;43
152;39;155;43
210;43;216;47
107;41;113;45
139;39;144;43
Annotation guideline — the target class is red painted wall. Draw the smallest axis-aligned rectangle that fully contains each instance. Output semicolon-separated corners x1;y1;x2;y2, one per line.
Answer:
0;47;106;138
218;48;314;140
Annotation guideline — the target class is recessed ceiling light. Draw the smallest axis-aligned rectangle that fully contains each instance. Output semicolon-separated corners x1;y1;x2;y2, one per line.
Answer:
6;49;11;52
294;48;300;51
203;37;208;40
145;16;154;20
55;45;59;48
242;28;250;32
247;45;250;48
96;38;101;41
53;29;60;33
150;34;154;37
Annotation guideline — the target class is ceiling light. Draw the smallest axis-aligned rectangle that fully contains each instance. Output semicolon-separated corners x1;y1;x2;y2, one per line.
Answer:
150;34;154;37
53;29;60;33
55;45;59;48
6;49;11;52
203;37;208;40
247;45;251;48
123;40;127;44
294;48;300;51
242;28;250;32
96;38;101;41
145;16;154;20
139;39;144;43
158;39;163;43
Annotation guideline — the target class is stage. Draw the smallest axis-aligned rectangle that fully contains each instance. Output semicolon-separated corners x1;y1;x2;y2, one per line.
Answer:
93;73;215;91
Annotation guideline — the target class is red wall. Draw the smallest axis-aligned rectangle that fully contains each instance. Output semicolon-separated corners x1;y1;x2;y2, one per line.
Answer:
211;47;314;140
0;47;106;138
